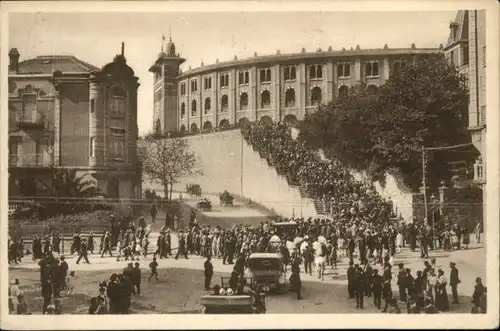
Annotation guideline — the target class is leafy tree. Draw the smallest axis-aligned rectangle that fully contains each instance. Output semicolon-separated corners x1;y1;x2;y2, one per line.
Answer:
138;132;202;204
299;55;473;191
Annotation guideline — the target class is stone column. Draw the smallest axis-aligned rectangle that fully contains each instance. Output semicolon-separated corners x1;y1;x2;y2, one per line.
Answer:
354;57;361;83
326;62;334;103
273;64;281;121
298;62;306;117
382;57;390;82
438;181;447;216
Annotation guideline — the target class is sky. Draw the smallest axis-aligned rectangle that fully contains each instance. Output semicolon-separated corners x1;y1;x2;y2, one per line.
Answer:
8;10;456;135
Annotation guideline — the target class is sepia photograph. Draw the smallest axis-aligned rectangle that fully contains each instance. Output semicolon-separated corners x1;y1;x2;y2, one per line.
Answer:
1;0;498;329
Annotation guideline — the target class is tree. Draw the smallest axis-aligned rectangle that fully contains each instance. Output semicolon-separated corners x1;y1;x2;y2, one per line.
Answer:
138;132;202;204
299;55;472;191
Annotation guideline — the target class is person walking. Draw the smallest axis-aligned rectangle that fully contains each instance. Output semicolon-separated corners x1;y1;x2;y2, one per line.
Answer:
354;265;365;309
148;256;159;283
449;262;460;304
132;262;141;296
76;239;90;265
150;204;157;223
371;269;383;309
290;255;302;300
204;255;214;290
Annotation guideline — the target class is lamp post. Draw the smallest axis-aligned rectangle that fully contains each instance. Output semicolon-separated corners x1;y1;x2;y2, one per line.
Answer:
430;194;437;249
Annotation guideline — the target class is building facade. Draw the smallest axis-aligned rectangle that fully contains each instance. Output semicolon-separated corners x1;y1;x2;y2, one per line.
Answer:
151;41;440;134
8;44;141;200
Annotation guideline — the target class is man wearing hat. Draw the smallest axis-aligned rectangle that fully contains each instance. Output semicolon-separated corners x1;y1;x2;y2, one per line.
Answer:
101;232;113;258
449;262;460;304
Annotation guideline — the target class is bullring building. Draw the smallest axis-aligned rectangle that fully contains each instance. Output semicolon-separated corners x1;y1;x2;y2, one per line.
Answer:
150;38;441;134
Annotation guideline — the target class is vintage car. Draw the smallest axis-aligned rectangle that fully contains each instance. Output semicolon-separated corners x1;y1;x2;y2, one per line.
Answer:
245;253;286;293
219;191;234;206
271;221;298;237
200;277;266;314
186;184;202;196
196;198;212;211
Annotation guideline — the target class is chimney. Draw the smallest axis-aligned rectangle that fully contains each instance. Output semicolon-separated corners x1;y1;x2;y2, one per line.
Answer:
9;48;20;73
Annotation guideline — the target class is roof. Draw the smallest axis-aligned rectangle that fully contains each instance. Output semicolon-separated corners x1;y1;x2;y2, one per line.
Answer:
445;10;469;48
178;47;440;79
15;55;99;75
248;253;282;259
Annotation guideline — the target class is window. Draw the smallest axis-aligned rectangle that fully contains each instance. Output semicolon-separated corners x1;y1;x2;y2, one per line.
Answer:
90;137;96;157
220;74;229;88
191;100;197;116
310;65;323;79
204;97;211;114
239;71;249;85
392;60;407;75
482;46;486;68
461;47;469;66
90;98;95;113
450;50;456;66
111;134;125;159
365;61;379;77
181;102;186;118
261;90;271;108
191;79;198;93
22;94;37;121
204;77;212;90
284;66;296;81
311;87;322;105
338;85;348;97
260;69;271;82
221;95;228;112
245;71;249;84
285;88;296;107
337;63;351;78
180;82;186;95
240;92;248;110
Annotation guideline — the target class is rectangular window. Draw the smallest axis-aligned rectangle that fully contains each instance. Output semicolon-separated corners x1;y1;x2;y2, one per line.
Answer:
239;72;244;85
111;134;125;159
204;77;212;90
110;98;126;117
461;47;469;66
365;61;379;77
191;80;198;93
337;63;351;78
180;83;186;95
22;94;37;122
90;137;96;157
284;66;296;81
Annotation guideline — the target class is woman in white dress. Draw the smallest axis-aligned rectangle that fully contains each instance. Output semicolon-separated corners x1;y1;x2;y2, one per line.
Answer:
396;232;404;253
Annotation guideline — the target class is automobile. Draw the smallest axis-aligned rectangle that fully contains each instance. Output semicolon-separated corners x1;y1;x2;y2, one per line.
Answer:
197;198;212;211
186;184;202;196
219;191;234;206
200;277;266;314
271;220;298;238
245;253;286;293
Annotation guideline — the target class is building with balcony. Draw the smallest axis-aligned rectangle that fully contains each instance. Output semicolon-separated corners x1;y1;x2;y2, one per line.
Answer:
150;39;441;135
8;44;141;200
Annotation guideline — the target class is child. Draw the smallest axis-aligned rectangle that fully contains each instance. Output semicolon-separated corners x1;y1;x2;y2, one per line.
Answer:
148;256;159;283
66;271;75;296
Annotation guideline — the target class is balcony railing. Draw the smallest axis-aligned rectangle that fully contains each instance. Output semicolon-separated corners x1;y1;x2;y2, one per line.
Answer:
15;111;45;129
9;154;53;167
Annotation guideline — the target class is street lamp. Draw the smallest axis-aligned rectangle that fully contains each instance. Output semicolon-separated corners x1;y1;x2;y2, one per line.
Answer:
430;194;437;249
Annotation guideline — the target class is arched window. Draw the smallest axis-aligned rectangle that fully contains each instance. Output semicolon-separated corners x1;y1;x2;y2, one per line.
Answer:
311;87;322;106
181;102;186;118
190;123;198;133
180;124;186;132
366;85;378;96
238;117;250;129
338;85;349;97
112;86;127;98
283;114;298;125
245;72;249;84
266;69;271;81
204;97;211;114
219;119;230;130
285;88;296;107
203;121;213;132
261;90;271;109
240;92;248;110
260;69;266;82
191;100;197;116
239;72;244;85
221;95;228;112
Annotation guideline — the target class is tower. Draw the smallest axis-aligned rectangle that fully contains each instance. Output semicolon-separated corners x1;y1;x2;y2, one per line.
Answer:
149;36;185;134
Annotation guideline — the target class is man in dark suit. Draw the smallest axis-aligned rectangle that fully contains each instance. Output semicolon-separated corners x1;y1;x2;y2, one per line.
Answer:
372;269;383;309
204;255;214;290
397;263;407;302
76;239;90;264
354;265;366;309
449;262;460;304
